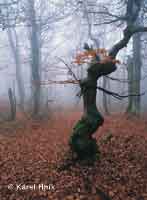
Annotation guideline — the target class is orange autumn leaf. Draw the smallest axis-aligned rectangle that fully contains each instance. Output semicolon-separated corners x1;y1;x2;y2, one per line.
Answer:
73;48;120;65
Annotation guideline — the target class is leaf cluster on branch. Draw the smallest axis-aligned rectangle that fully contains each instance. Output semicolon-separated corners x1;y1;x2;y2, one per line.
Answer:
73;48;120;65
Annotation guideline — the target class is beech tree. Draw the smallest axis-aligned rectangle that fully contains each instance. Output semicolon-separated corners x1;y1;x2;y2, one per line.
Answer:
126;33;142;116
69;0;147;161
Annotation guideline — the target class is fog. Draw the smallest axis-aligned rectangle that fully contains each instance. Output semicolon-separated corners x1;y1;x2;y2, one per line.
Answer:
0;0;147;117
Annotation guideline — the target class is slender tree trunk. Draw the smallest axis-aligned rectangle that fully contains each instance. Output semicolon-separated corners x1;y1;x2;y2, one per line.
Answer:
127;34;141;115
28;0;41;117
102;77;110;114
132;33;141;115
126;56;134;113
8;88;16;121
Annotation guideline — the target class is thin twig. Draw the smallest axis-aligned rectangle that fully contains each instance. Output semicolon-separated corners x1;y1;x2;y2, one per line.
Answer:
56;57;80;83
97;86;145;100
105;75;147;83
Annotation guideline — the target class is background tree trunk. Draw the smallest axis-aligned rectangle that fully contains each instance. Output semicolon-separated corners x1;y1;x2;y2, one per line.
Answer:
127;34;141;115
8;88;16;121
102;77;110;114
132;33;141;115
28;0;41;117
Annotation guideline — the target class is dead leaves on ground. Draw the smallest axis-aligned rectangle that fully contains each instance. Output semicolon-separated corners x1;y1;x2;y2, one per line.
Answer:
0;112;147;200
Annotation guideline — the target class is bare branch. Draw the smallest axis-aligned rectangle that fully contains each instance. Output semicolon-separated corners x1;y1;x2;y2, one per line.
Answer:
108;0;145;58
56;57;80;83
97;86;145;100
89;10;126;22
109;25;147;58
105;74;147;83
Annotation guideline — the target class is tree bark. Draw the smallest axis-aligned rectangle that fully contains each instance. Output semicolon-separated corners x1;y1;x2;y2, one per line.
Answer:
28;0;41;117
126;56;134;113
102;77;110;114
69;59;116;160
132;33;141;115
126;34;141;115
8;88;16;121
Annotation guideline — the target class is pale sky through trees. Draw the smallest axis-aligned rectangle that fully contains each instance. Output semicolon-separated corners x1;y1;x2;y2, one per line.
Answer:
0;0;147;112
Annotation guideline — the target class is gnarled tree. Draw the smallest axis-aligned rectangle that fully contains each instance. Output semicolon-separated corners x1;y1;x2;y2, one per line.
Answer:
69;0;147;161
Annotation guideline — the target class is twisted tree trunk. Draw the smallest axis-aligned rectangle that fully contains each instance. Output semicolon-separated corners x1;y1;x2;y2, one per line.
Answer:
69;58;116;160
69;0;147;162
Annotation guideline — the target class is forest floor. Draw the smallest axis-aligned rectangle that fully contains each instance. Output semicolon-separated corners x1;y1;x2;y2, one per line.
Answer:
0;111;147;200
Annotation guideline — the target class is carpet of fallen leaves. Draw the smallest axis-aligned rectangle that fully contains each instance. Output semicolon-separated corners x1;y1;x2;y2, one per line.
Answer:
0;111;147;200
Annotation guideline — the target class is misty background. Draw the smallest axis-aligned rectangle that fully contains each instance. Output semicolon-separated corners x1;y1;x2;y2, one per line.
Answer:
0;0;147;119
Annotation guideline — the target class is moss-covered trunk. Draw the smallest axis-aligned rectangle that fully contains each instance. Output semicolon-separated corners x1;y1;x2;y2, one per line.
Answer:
70;78;104;160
